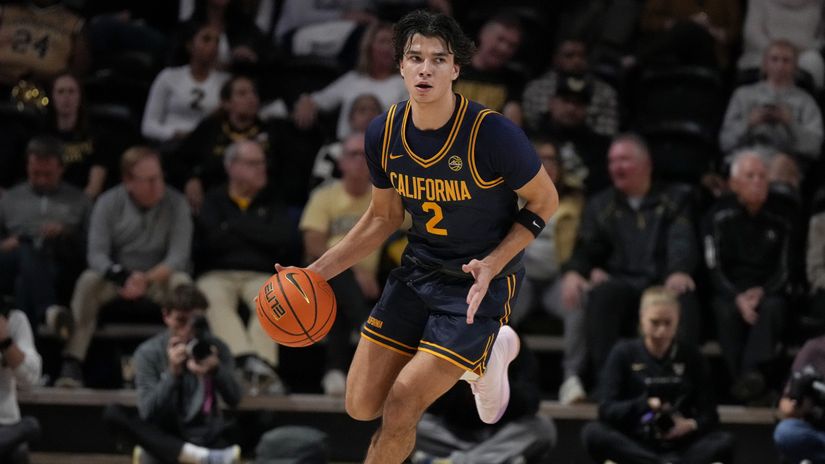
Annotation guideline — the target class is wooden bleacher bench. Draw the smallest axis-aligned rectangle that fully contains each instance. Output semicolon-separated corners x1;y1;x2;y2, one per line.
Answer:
18;387;776;425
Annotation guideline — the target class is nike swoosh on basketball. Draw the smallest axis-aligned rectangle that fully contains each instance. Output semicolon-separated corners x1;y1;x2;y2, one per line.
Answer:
284;272;311;303
389;153;404;160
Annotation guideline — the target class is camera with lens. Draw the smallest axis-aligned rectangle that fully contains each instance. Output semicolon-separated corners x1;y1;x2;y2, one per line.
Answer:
185;315;214;363
640;375;684;441
787;364;825;429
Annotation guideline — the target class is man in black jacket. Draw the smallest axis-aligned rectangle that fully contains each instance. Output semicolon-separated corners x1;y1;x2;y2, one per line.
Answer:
582;287;733;464
561;134;701;374
194;140;299;395
703;150;792;402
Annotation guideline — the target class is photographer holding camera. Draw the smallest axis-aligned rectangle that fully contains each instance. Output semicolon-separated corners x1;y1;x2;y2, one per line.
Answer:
103;284;243;464
582;287;734;464
774;333;825;464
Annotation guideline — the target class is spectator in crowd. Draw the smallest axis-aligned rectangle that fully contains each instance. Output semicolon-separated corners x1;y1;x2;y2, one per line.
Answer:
720;40;823;170
533;74;611;194
0;301;42;464
808;208;825;325
195;140;295;396
56;147;193;388
0;136;90;334
411;334;556;464
181;0;272;69
703;150;792;402
102;284;242;464
582;287;734;464
310;93;383;187
176;75;321;211
174;75;270;213
300;132;378;397
0;0;90;89
561;134;701;374
48;72;111;199
142;21;230;145
453;13;525;124
522;38;620;136
292;22;406;140
738;0;825;89
773;331;825;464
509;137;587;405
274;0;377;64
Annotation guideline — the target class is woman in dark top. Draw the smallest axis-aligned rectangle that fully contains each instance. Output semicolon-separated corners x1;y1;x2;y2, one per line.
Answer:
48;72;109;199
582;286;734;464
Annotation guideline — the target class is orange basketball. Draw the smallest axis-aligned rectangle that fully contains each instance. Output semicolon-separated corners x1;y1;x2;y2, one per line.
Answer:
255;267;337;347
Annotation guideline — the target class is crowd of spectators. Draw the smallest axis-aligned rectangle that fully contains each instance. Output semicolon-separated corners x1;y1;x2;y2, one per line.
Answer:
2;0;825;462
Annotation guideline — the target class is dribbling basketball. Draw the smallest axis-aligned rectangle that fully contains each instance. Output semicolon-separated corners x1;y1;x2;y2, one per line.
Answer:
255;267;337;347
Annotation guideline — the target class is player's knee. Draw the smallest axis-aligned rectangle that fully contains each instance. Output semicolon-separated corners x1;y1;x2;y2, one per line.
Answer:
345;390;383;421
380;383;425;430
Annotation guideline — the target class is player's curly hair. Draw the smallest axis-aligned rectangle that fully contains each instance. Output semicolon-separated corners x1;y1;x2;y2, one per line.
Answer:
393;10;476;67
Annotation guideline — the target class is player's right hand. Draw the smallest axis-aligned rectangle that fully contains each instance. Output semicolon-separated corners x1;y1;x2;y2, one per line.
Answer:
462;259;494;324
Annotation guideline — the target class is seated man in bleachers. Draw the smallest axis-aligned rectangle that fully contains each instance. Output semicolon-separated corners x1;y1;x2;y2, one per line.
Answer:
561;134;701;376
300;131;379;397
703;150;793;402
532;74;610;195
720;40;822;173
103;284;242;464
453;13;526;125
175;75;319;212
56;146;192;388
774;331;825;464
0;135;90;335
0;299;42;464
195;140;295;395
582;287;734;464
522;37;619;136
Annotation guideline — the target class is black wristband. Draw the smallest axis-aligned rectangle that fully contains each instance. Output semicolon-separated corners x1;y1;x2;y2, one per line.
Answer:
0;337;13;351
515;208;545;238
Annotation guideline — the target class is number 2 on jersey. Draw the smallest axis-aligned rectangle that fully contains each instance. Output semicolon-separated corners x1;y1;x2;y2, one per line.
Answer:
422;202;447;236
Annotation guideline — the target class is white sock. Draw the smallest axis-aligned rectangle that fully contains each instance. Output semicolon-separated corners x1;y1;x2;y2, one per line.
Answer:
179;442;209;464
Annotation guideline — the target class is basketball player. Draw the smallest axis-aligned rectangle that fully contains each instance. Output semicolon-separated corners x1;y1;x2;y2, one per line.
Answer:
285;11;558;463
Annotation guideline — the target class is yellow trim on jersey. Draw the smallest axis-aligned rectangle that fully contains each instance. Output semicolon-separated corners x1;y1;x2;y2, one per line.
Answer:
381;104;398;171
361;333;415;357
468;109;505;189
400;95;468;168
420;339;489;367
418;347;475;371
362;325;417;351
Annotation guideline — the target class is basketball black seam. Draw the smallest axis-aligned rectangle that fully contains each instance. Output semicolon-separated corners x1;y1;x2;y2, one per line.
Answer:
256;292;304;339
276;272;315;343
306;277;335;340
298;269;321;343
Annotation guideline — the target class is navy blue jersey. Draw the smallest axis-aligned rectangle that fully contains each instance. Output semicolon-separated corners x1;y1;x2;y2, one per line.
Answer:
365;94;541;271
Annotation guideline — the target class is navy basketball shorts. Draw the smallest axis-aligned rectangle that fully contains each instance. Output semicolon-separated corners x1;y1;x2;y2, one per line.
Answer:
360;263;523;376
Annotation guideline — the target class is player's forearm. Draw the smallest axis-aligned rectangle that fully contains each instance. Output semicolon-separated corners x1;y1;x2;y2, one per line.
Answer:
485;191;559;275
308;210;401;281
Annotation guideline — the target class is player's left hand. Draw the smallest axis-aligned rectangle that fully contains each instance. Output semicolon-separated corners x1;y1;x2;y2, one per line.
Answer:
462;259;495;324
664;416;697;440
